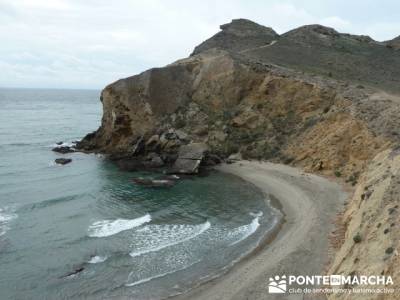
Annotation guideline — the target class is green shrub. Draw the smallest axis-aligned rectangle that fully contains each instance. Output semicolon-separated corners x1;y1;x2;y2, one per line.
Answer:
385;247;394;254
353;233;362;243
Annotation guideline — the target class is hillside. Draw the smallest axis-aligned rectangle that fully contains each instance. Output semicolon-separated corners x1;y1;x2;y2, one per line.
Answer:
77;19;400;299
194;19;400;93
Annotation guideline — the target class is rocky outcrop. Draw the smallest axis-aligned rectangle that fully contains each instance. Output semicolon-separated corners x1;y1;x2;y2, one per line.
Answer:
78;20;400;174
79;19;400;298
191;18;279;55
52;146;75;154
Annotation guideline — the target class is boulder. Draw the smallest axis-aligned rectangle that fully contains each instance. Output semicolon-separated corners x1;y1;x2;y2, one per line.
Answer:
145;135;161;151
170;159;202;175
160;153;178;164
175;129;189;141
52;146;75;154
131;136;145;155
159;131;182;150
177;142;208;160
143;153;165;168
55;158;72;165
228;152;242;161
201;153;222;166
169;143;208;174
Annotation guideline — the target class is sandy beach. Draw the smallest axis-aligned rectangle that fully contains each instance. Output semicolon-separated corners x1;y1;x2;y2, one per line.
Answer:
175;161;348;300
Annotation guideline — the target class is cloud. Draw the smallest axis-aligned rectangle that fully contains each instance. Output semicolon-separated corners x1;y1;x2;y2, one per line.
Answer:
319;16;352;32
0;0;398;88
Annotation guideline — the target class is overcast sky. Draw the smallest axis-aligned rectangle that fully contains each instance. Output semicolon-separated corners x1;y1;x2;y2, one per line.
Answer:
1;0;399;89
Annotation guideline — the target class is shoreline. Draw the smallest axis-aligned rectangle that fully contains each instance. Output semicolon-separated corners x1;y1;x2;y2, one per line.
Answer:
173;160;347;300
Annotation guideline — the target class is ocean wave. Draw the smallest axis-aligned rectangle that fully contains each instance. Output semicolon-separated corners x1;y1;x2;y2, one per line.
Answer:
228;212;263;246
49;142;75;148
0;207;18;237
125;259;201;287
129;221;210;258
88;214;151;238
88;255;108;264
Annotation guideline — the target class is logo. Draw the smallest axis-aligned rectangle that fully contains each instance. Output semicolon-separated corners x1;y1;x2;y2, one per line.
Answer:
268;275;287;293
329;275;342;286
267;274;394;295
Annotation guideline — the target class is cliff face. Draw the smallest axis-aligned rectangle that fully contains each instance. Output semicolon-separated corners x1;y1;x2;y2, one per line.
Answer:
79;19;400;297
329;149;400;300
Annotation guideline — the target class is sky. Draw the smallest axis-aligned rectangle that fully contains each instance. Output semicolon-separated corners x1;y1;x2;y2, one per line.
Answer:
1;0;399;89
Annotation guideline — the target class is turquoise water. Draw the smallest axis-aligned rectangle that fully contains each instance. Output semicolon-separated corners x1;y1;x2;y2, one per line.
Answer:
0;88;280;299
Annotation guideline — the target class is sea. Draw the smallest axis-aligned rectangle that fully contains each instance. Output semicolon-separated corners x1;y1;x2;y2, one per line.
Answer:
0;88;281;299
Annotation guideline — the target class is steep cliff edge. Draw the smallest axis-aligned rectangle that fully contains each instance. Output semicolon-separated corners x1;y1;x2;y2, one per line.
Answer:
78;19;400;297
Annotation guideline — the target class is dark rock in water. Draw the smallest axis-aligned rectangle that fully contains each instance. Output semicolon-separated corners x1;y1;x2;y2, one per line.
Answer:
169;143;208;174
60;266;84;278
52;146;75;154
132;177;175;188
56;141;63;145
55;158;72;165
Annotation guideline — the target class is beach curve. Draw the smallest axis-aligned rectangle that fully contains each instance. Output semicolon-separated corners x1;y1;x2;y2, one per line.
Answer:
173;161;347;300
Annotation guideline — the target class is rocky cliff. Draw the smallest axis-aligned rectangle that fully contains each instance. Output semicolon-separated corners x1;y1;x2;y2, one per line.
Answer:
78;19;400;298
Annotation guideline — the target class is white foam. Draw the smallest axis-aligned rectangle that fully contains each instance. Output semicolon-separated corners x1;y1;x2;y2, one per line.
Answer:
129;221;210;258
125;259;201;287
0;208;17;237
88;214;151;238
88;255;108;264
50;142;74;148
229;212;263;246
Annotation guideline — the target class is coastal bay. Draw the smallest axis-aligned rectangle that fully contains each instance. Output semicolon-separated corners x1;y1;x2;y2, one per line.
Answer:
176;161;347;300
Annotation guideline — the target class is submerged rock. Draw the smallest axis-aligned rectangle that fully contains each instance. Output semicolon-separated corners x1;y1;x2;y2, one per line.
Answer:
155;174;180;181
52;146;75;154
55;158;72;165
132;177;175;188
60;266;84;278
